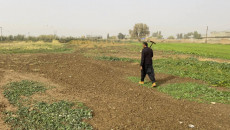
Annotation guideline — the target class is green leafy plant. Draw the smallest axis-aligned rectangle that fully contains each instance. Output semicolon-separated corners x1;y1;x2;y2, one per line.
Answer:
158;83;230;104
3;80;47;106
4;101;93;130
2;80;93;129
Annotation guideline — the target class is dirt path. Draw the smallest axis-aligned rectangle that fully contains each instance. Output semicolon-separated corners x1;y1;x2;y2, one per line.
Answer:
0;53;229;129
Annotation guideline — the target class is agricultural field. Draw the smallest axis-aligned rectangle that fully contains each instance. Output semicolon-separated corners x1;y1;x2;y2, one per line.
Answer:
0;41;230;129
142;43;230;60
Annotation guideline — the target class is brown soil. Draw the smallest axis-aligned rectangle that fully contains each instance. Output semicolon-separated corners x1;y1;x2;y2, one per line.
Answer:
0;52;230;130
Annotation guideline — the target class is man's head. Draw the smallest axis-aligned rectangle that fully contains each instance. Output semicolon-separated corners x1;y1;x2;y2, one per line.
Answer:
143;42;148;48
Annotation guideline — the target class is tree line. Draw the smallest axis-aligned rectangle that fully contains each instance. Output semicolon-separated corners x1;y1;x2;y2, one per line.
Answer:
0;35;90;43
126;23;202;40
0;23;203;42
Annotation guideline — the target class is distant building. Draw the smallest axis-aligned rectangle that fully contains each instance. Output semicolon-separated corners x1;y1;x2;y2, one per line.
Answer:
210;31;230;38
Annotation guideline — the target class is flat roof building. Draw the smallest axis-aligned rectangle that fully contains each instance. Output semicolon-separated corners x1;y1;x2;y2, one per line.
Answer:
210;31;230;38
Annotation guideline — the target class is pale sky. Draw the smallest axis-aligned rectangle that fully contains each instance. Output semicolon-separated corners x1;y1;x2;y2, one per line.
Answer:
0;0;230;38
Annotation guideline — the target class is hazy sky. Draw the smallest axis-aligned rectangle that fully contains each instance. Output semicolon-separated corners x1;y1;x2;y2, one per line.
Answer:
1;0;230;38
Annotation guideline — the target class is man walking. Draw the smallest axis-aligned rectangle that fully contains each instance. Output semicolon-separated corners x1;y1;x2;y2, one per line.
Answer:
139;42;157;87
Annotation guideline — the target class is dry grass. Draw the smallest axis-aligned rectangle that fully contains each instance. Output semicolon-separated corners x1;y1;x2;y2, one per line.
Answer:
0;41;61;50
0;40;71;53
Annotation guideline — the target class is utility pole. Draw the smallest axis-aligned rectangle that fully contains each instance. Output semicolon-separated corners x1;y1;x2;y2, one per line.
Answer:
205;26;208;43
0;27;2;41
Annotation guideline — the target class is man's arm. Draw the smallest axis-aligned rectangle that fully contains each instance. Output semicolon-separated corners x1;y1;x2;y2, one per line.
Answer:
140;49;145;66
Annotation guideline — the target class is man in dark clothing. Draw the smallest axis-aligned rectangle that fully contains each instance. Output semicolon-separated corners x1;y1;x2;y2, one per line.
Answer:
139;42;156;87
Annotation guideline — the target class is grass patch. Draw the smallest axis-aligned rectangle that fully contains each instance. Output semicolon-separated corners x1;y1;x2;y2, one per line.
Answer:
96;56;138;62
154;58;230;88
128;77;230;104
0;41;73;54
132;42;230;60
158;83;230;104
2;80;93;129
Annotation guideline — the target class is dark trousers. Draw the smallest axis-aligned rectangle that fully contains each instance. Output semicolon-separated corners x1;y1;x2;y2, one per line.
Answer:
141;64;156;83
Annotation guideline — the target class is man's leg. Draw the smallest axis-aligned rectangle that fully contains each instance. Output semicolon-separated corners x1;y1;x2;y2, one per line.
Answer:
141;66;146;82
147;65;156;83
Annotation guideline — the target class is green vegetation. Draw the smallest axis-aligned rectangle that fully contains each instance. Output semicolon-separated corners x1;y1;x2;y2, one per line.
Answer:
167;36;175;39
0;41;72;54
131;42;230;60
3;80;46;106
4;101;93;130
158;83;230;104
129;23;150;39
0;34;134;44
128;77;230;104
152;31;163;39
183;31;202;39
97;56;230;88
0;34;96;43
151;43;230;60
96;56;138;62
2;80;93;129
118;33;125;39
154;58;230;88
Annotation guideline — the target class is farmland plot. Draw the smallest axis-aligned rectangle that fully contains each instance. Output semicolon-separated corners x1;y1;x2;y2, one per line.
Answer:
0;41;230;129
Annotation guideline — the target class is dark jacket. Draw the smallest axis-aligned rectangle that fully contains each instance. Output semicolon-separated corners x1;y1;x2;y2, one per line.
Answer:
140;47;153;66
